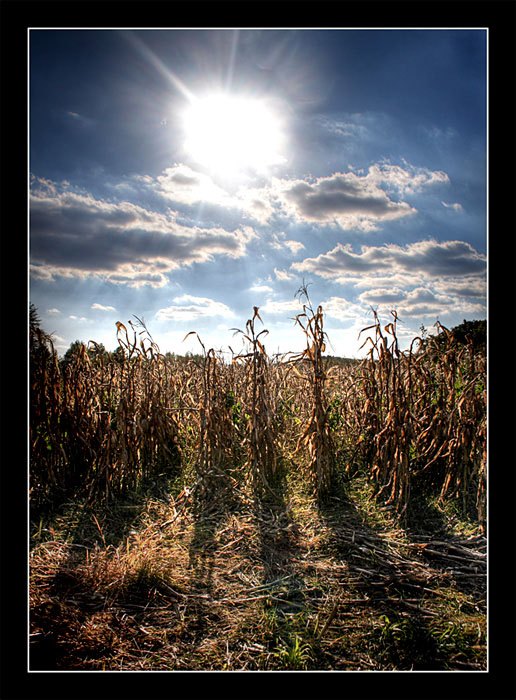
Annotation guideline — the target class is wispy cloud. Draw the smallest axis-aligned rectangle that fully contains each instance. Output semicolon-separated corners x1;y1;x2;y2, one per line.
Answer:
270;232;305;255
368;161;450;196
419;124;458;144
65;110;96;128
441;201;464;212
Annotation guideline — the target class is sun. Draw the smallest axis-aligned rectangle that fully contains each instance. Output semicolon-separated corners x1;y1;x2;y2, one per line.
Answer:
182;94;285;178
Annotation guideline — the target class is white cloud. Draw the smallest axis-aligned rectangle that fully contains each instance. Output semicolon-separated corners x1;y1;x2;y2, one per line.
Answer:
368;161;450;196
47;308;61;314
358;288;408;305
156;295;235;322
276;171;417;231
91;303;117;312
156;164;232;207
233;185;278;224
322;296;363;321
242;162;451;232
249;284;274;294
387;287;453;317
261;299;303;315
353;283;484;321
433;276;486;299
284;240;305;255
145;159;450;233
274;268;294;282
270;234;284;251
270;232;305;255
141;165;278;224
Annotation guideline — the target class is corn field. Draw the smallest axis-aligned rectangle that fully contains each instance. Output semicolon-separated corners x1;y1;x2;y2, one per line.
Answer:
30;299;487;529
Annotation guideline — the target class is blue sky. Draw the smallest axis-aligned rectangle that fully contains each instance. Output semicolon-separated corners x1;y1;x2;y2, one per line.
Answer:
29;28;487;358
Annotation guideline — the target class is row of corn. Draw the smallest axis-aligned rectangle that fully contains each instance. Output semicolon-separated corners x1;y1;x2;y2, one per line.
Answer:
30;294;486;525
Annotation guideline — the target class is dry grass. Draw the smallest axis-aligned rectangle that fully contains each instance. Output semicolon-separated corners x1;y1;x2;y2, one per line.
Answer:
30;476;486;671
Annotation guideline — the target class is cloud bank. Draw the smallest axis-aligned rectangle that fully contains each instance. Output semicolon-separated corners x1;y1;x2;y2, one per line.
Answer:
30;177;255;287
292;239;486;281
290;238;486;320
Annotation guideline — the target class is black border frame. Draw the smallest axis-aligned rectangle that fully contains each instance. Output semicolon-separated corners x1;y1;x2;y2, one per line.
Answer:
2;2;515;699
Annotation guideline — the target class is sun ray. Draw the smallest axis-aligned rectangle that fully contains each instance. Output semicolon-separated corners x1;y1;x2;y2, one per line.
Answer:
120;30;196;103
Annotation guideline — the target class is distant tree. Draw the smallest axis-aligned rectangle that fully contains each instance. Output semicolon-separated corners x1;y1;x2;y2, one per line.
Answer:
29;303;51;361
184;350;204;363
29;303;41;336
87;341;108;365
61;340;88;367
450;319;486;350
433;319;486;352
61;340;112;368
110;346;126;364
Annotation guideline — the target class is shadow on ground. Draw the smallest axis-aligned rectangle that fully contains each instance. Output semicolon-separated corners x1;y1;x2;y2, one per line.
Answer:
314;474;486;670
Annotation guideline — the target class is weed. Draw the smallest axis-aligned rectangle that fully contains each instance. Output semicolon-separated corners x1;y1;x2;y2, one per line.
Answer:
272;635;314;670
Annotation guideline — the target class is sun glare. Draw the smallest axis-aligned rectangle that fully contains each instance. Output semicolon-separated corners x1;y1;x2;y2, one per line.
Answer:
182;94;285;178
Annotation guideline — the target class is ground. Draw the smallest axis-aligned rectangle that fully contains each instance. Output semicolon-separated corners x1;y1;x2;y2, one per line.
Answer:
29;471;486;672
